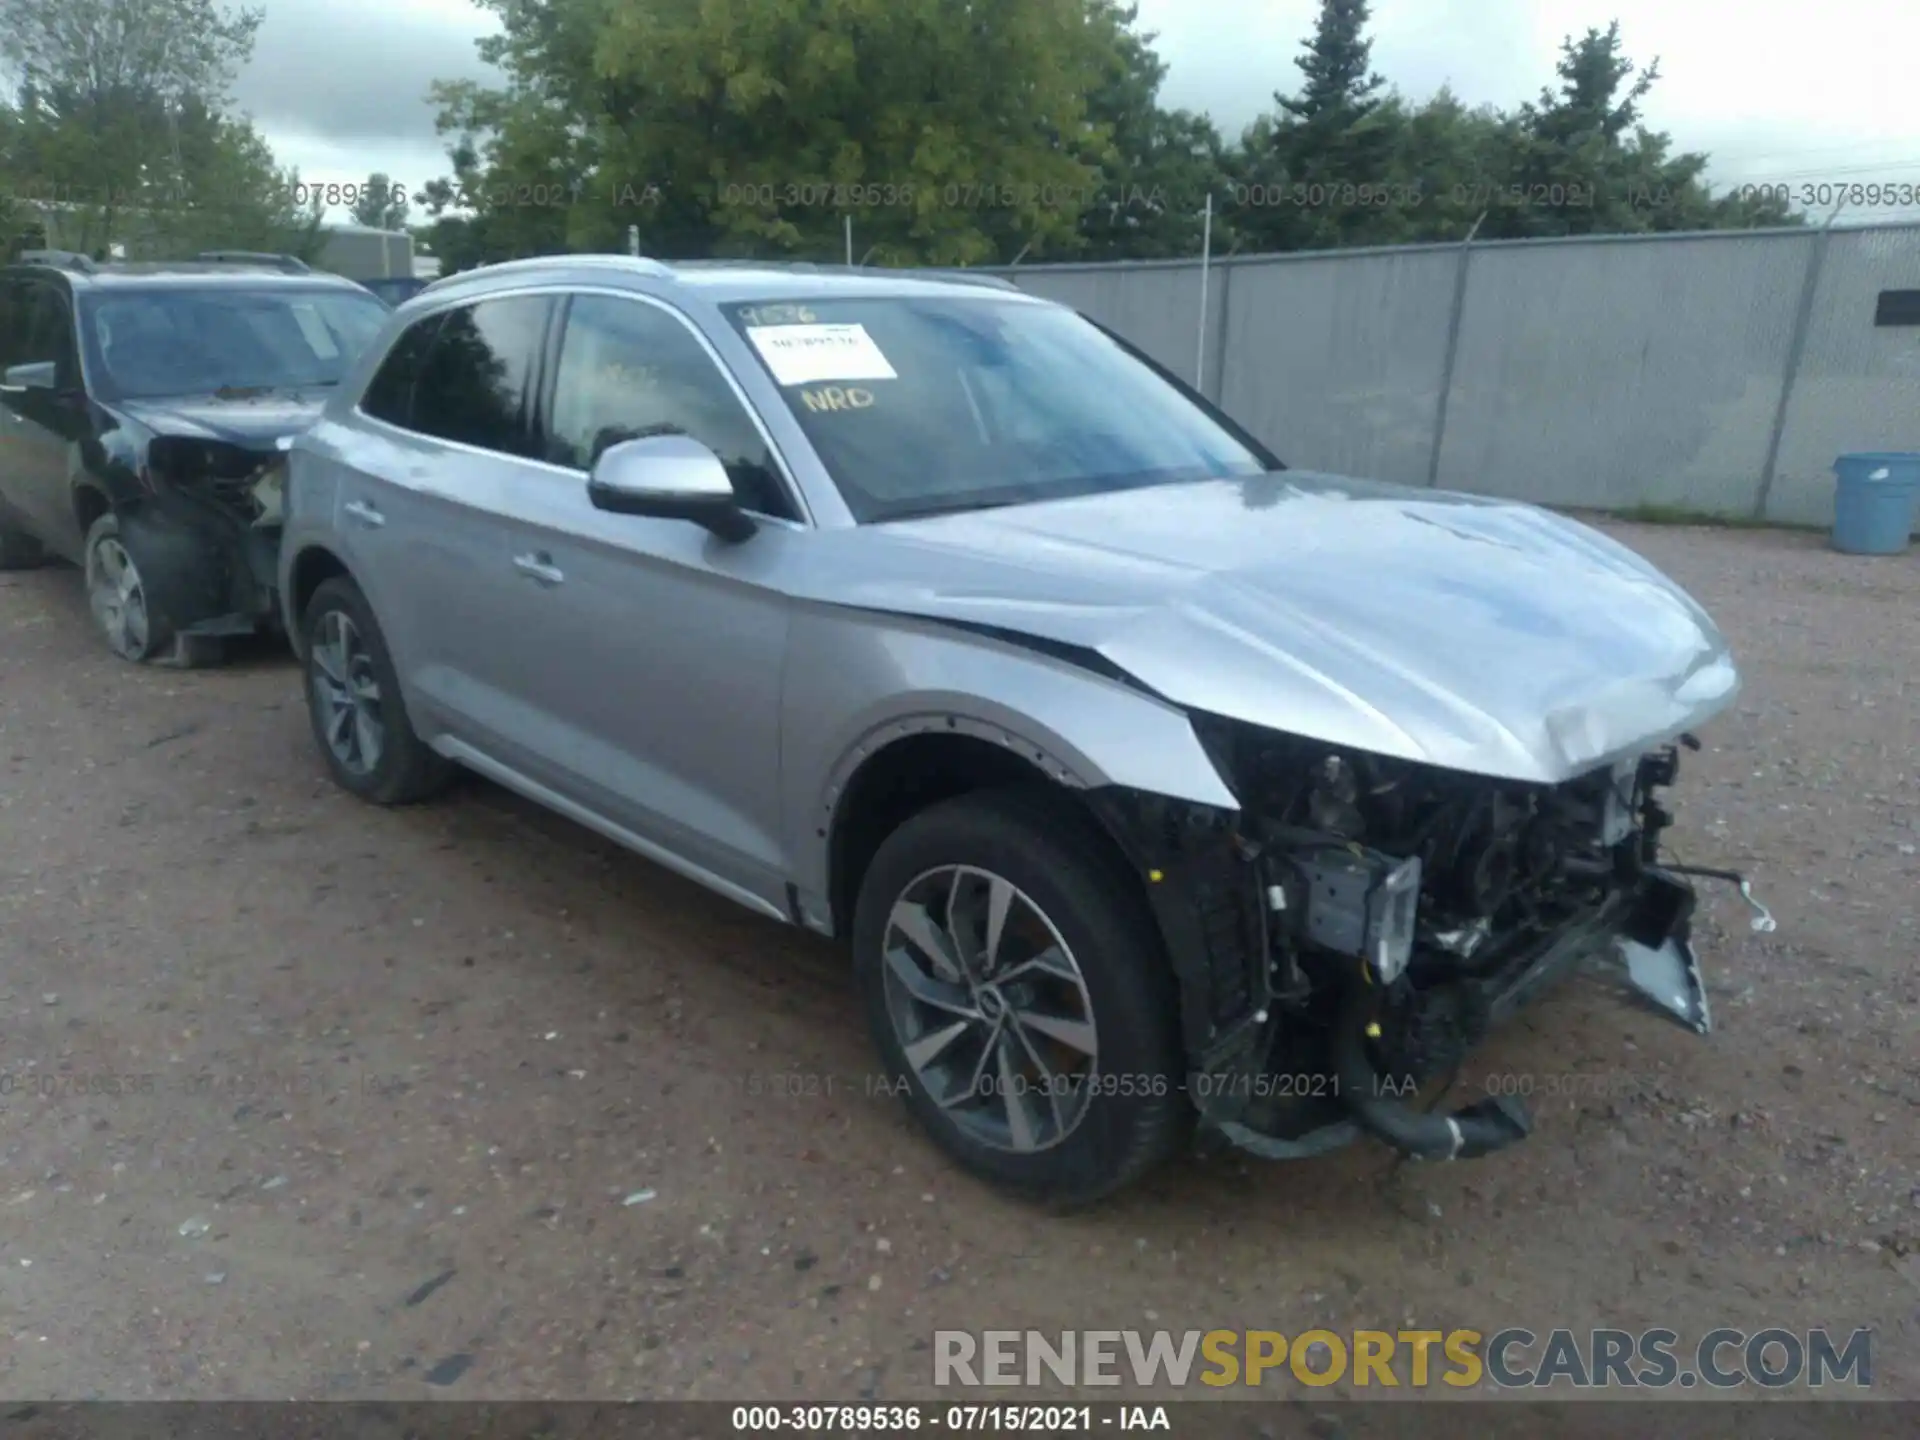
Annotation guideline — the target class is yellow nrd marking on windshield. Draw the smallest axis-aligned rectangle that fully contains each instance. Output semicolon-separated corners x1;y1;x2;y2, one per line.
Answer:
801;385;875;412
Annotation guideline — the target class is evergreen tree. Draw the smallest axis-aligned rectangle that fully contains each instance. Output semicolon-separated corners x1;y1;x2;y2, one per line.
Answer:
1279;0;1384;126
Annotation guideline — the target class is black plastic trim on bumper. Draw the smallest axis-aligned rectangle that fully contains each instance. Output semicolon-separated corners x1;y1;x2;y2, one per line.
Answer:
1330;872;1701;1163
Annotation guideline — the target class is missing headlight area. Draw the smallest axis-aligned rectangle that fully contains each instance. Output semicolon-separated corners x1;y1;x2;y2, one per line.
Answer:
146;435;287;528
1091;718;1728;1163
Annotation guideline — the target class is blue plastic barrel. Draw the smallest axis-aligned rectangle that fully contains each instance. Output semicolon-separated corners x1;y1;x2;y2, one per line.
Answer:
1831;452;1920;555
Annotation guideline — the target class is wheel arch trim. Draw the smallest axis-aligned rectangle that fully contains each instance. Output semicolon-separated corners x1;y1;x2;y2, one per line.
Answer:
280;540;360;660
799;681;1240;935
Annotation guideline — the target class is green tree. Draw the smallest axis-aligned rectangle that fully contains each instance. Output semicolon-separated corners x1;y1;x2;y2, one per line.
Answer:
1229;0;1404;252
1223;14;1800;255
413;152;511;275
1483;23;1799;238
0;0;263;252
350;170;410;230
1074;5;1227;260
1390;87;1528;241
142;102;326;258
428;0;1134;268
1278;0;1383;125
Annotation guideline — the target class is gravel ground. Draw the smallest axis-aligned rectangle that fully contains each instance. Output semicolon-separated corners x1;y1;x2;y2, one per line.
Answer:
0;520;1916;1403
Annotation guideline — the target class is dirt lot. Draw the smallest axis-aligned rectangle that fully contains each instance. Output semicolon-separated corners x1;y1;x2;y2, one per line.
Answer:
0;520;1916;1404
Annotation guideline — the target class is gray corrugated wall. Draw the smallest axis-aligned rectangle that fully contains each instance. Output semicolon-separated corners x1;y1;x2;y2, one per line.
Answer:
1434;231;1810;512
1215;247;1458;486
1767;226;1920;526
989;222;1920;526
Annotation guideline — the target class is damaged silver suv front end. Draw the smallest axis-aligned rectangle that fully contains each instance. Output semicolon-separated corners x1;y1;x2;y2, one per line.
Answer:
801;465;1773;1169
1087;725;1771;1164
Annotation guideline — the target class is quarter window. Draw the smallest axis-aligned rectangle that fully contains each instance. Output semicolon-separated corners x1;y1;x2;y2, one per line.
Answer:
547;295;795;519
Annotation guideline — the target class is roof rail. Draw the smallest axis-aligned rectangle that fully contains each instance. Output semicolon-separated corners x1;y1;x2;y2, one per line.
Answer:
917;269;1022;292
194;250;311;274
411;253;1026;296
425;253;675;291
670;260;1024;291
16;248;96;273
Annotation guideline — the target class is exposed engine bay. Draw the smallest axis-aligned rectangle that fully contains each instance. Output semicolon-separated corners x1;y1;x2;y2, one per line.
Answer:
111;435;291;651
1092;716;1773;1164
146;435;287;528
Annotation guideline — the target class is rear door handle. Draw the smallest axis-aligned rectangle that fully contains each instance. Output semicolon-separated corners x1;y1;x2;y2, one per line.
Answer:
343;499;384;528
513;552;564;587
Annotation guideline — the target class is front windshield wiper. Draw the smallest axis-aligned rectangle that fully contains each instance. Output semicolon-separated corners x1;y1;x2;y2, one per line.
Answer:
876;495;1028;523
210;381;337;399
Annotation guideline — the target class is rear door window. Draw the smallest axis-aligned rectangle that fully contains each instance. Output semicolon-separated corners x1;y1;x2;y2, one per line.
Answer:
358;313;445;429
407;296;552;458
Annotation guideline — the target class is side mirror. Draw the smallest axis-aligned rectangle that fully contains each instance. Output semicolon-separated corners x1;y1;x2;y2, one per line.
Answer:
585;433;757;543
1;361;56;393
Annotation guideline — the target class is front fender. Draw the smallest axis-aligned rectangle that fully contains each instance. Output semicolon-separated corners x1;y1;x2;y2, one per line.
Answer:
780;605;1239;917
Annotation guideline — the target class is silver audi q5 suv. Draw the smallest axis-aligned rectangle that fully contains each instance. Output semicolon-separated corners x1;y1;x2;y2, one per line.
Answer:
280;255;1756;1205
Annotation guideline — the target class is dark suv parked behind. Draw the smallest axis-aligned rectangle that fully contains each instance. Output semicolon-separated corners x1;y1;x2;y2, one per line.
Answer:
0;249;390;664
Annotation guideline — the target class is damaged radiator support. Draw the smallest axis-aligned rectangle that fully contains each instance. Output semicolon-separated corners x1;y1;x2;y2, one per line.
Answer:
1091;732;1758;1164
130;436;289;641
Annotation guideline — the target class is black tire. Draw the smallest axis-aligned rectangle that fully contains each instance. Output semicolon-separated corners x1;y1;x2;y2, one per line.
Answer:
301;575;453;805
83;513;173;662
0;523;45;570
853;786;1190;1207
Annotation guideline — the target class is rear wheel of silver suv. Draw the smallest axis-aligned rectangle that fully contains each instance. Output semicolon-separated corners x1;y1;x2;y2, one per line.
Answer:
302;576;453;805
852;788;1190;1207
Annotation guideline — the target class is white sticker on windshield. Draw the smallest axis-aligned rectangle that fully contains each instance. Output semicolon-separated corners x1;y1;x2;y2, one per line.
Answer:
290;302;340;359
745;323;897;386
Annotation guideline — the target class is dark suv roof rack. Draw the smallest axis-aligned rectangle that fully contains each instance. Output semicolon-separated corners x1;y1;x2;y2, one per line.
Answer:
16;249;97;273
194;250;311;274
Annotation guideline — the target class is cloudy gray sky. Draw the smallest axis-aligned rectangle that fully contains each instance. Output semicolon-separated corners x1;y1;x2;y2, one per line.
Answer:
236;0;1919;222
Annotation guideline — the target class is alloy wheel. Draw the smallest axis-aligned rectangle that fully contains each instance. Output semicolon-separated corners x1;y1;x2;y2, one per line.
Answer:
881;865;1099;1153
310;609;386;776
87;533;151;660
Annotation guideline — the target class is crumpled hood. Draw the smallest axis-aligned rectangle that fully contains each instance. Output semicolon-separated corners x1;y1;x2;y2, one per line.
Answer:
803;471;1740;784
116;391;329;447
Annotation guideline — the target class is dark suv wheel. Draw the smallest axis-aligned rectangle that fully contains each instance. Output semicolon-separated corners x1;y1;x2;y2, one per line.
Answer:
852;787;1190;1207
301;576;453;805
84;514;167;661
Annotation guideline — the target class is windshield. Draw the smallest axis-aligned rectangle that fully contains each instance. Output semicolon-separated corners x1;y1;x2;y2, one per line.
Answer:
722;297;1271;522
83;287;391;400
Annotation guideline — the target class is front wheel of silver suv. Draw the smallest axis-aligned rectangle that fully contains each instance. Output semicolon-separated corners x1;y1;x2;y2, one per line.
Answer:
302;576;453;805
852;788;1191;1207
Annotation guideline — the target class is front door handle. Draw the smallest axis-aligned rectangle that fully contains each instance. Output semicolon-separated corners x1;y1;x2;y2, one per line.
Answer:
343;499;384;528
513;552;564;587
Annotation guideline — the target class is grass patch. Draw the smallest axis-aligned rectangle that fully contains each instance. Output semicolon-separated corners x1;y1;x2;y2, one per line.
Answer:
1609;503;1778;528
1555;502;1828;534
